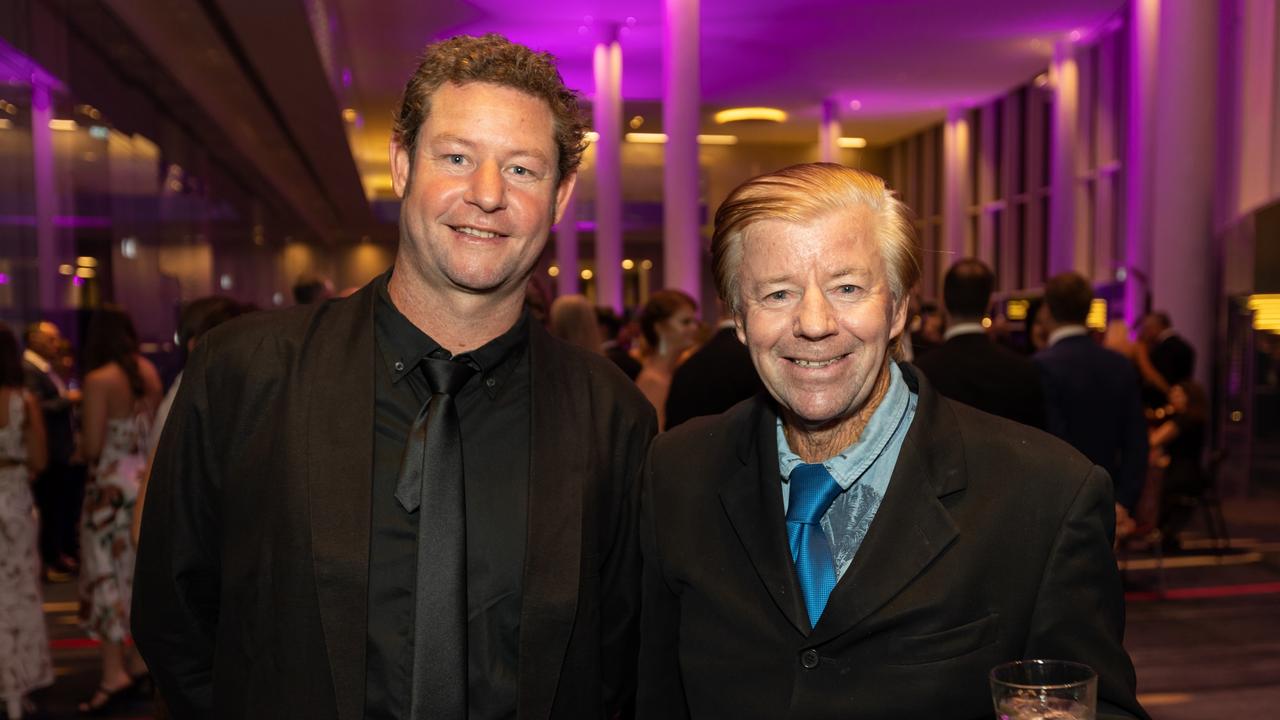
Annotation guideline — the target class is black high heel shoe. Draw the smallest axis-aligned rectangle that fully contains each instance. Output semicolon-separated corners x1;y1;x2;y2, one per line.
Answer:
77;682;134;716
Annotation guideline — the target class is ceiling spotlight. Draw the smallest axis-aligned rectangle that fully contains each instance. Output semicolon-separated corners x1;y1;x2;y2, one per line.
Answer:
621;259;635;270
342;108;358;123
548;265;560;277
580;268;594;280
849;100;863;111
629;115;645;129
713;107;788;124
837;137;867;149
584;131;600;143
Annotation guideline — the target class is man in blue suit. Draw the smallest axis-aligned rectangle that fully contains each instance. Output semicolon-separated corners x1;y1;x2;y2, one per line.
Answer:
1034;272;1148;513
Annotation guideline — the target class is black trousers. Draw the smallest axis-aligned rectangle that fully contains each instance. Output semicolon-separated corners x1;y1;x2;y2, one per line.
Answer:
33;462;86;566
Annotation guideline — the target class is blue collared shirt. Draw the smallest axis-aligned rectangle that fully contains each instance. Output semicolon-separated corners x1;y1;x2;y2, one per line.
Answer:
777;362;918;580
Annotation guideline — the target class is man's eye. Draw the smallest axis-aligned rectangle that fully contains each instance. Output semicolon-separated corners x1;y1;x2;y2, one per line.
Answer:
447;154;465;164
767;290;788;301
510;166;529;176
837;284;859;294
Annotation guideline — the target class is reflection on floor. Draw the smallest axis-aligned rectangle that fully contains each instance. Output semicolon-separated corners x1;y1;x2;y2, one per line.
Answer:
20;488;1280;719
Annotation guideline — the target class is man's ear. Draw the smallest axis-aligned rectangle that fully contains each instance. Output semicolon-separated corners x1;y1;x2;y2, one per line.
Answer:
890;294;910;343
734;311;747;345
553;172;579;224
390;138;412;199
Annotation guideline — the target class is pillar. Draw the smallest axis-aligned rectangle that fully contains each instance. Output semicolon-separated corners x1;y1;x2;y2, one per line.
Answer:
818;98;840;163
1149;0;1218;391
32;82;61;313
593;27;624;313
663;0;702;301
942;107;971;266
1124;0;1160;325
1048;39;1080;275
555;191;579;296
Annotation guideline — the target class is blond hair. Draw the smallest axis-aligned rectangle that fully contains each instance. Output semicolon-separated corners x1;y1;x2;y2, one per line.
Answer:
711;163;920;314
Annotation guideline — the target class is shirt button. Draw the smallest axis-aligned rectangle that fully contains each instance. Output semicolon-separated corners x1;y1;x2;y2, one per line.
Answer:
394;361;405;372
800;649;820;670
485;377;496;388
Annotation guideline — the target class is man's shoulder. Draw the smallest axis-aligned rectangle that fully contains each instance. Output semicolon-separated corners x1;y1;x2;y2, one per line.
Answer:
536;330;653;417
943;397;1093;483
653;394;761;460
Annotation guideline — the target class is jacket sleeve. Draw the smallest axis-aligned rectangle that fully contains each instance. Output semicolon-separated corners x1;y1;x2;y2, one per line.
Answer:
599;394;658;718
1024;466;1150;720
132;337;222;719
636;439;691;720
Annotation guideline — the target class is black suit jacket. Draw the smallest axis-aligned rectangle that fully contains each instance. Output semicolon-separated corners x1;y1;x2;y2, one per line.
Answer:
913;332;1046;429
1035;336;1149;510
638;365;1146;720
133;280;657;720
23;359;74;464
664;326;763;430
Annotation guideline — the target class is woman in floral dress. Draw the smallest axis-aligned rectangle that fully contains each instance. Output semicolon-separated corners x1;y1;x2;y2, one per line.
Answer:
77;307;162;714
0;323;51;719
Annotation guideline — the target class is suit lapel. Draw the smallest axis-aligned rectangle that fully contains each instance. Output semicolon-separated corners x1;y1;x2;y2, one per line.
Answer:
717;398;810;636
303;285;376;720
810;365;964;644
518;324;584;719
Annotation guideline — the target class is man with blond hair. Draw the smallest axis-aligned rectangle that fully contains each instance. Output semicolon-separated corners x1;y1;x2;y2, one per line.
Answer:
135;35;655;720
637;163;1146;719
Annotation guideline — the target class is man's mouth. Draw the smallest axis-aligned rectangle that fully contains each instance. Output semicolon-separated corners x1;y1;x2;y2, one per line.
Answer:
450;225;504;239
788;354;848;369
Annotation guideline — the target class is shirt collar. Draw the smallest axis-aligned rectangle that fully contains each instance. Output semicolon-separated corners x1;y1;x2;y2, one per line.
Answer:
1048;324;1089;347
374;270;529;399
776;362;913;491
23;348;52;374
943;322;986;341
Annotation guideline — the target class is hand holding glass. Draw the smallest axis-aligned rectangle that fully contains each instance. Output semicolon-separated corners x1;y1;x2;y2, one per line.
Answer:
990;659;1097;720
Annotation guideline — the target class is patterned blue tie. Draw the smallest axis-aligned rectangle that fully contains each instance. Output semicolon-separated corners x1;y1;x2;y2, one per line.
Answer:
787;463;843;630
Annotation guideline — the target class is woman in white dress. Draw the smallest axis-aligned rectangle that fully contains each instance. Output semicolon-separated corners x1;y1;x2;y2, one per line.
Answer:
0;323;51;719
77;307;162;714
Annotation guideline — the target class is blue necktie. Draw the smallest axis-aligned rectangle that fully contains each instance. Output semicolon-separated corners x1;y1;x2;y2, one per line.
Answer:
787;463;843;630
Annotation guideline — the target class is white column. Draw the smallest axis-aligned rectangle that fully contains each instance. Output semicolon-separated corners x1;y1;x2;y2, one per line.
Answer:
1233;0;1278;217
1149;0;1218;391
32;81;61;313
663;0;701;301
593;27;624;313
555;191;579;296
1124;0;1160;325
942;107;971;263
818;98;840;163
1048;39;1080;275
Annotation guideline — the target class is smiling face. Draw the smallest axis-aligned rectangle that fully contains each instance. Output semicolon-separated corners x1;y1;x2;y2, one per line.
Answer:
390;81;576;300
734;208;908;430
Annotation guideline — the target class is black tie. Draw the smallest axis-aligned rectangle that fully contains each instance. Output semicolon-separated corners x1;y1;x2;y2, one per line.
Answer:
394;356;476;720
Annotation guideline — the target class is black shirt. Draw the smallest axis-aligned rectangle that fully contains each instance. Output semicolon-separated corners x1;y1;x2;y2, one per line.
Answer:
366;273;530;720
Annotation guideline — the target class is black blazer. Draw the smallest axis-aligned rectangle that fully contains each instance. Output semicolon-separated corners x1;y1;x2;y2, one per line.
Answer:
23;359;74;464
913;332;1046;429
1035;336;1149;510
133;280;657;720
664;326;763;430
638;364;1146;720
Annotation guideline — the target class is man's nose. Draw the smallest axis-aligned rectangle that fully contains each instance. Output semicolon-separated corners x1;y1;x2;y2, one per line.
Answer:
793;289;838;340
465;160;506;212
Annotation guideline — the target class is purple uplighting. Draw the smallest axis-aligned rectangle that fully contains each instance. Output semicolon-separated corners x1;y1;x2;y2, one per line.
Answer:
72;276;84;286
0;272;9;285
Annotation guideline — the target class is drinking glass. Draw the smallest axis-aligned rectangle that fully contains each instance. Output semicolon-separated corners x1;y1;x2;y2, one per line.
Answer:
989;659;1097;720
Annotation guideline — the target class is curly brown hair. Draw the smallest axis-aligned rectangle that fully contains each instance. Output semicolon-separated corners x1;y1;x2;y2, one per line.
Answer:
392;34;588;183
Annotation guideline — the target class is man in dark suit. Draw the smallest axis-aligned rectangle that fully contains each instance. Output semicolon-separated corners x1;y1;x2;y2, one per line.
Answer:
135;35;656;720
1136;311;1195;407
638;164;1146;720
22;320;80;577
664;302;763;429
914;258;1045;429
1035;273;1149;514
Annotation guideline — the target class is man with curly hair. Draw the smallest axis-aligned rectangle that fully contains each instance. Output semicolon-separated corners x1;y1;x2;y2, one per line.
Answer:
135;35;656;720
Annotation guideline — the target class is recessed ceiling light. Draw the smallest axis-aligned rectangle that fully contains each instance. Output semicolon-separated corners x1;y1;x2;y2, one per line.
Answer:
713;107;787;124
849;100;862;111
